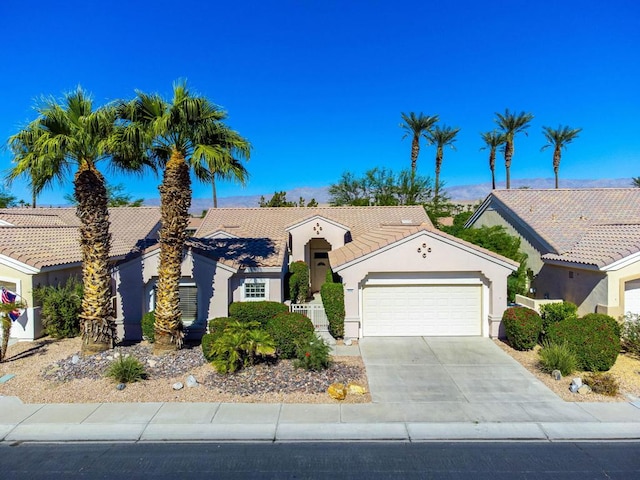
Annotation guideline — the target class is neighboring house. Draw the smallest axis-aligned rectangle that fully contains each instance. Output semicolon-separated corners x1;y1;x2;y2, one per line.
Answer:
0;207;161;341
465;189;640;318
113;206;517;340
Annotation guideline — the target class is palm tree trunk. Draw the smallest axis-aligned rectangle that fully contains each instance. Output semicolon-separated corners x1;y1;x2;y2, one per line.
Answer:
504;141;513;189
434;149;443;200
154;149;191;354
212;176;217;208
411;135;420;175
75;163;116;355
489;148;496;190
554;149;561;189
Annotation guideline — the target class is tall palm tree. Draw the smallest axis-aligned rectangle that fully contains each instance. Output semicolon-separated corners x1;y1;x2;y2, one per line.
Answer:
400;112;439;175
209;156;249;208
541;125;582;188
494;109;534;189
426;125;460;200
115;81;251;353
7;88;142;354
480;130;506;190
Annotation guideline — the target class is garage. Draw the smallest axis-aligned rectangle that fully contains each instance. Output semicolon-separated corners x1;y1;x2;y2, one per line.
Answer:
625;279;640;315
362;283;482;336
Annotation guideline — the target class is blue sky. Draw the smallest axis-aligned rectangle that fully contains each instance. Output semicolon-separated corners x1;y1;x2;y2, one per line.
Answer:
1;0;639;206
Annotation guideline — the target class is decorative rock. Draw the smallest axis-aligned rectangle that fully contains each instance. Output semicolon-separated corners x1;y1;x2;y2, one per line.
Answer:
172;382;184;391
327;382;347;400
71;355;80;365
552;370;562;381
578;384;592;395
106;355;114;361
572;377;583;387
347;382;366;395
147;359;157;368
116;383;126;391
344;338;353;346
569;377;583;393
113;352;121;359
186;375;198;388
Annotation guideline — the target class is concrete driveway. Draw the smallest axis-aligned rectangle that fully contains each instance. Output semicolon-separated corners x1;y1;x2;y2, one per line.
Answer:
360;337;560;404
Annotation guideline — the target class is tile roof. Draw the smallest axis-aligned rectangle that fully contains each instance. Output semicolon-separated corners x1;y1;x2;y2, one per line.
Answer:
0;207;161;270
329;223;519;269
186;237;286;269
483;188;640;268
0;208;80;227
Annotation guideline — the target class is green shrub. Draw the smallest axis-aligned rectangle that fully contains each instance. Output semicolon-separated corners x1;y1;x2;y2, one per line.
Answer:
228;302;289;327
294;335;332;371
540;301;578;335
289;261;309;303
201;333;215;361
33;277;83;338
547;313;620;371
265;312;315;359
538;340;579;376
106;353;146;383
208;321;276;373
621;313;640;357
208;317;237;340
583;373;619;396
502;306;542;351
321;282;345;338
141;311;155;343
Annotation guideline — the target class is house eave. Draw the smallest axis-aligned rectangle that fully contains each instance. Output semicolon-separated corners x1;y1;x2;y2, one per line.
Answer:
601;251;640;272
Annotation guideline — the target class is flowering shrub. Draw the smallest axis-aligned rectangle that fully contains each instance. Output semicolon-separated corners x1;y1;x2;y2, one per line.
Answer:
621;313;640;358
266;312;315;359
502;306;542;351
547;313;620;371
294;335;332;371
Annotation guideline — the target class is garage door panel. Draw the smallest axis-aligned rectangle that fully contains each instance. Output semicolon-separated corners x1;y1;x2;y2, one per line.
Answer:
363;284;481;336
625;279;640;315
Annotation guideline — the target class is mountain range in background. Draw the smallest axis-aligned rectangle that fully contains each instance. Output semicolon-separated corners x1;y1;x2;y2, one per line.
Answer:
141;177;635;213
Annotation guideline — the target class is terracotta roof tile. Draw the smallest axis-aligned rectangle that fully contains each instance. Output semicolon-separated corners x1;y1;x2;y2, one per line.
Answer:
0;208;80;227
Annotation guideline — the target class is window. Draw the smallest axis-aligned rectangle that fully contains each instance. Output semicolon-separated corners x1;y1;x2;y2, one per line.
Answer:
179;285;197;325
242;278;269;301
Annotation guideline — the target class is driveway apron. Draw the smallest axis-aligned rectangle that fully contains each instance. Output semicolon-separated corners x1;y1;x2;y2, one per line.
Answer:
359;337;560;404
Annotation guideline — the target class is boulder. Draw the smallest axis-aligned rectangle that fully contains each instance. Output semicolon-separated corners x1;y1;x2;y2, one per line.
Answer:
186;375;198;388
552;370;562;381
116;383;126;391
578;384;592;395
327;383;347;400
347;382;367;395
172;382;184;391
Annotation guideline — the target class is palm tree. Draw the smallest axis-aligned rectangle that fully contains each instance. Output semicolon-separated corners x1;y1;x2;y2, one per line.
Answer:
115;81;251;353
426;125;460;200
7;88;142;354
400;112;439;175
541;125;582;188
632;177;640;188
480;130;506;190
494;109;534;189
209;154;249;208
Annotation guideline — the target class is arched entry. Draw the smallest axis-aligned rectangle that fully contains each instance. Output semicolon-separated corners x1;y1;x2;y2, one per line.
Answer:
309;238;332;292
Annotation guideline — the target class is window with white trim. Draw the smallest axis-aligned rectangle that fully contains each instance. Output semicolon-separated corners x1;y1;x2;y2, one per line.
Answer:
179;285;198;325
242;278;269;301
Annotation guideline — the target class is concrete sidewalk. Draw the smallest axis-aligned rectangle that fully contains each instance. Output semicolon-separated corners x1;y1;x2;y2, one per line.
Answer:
2;395;640;442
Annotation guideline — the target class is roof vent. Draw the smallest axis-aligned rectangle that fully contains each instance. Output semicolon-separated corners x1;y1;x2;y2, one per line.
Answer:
401;219;413;224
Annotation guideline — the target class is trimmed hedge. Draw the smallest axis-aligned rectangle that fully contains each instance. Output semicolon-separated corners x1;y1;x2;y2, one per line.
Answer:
540;301;578;335
289;261;309;303
321;282;345;338
228;301;289;328
502;306;542;351
265;312;315;359
547;313;620;371
141;311;155;343
207;317;237;341
200;333;215;361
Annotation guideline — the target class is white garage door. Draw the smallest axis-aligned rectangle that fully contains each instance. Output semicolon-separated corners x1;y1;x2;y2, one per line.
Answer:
625;279;640;315
362;284;482;336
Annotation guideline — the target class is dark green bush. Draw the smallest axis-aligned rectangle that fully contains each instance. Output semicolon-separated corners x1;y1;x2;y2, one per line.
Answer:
106;353;146;383
208;317;237;340
321;282;345;338
502;306;542;351
538;340;579;376
547;313;620;371
621;313;640;357
201;333;215;361
228;301;289;327
33;277;83;338
265;312;315;359
208;321;276;374
141;311;155;343
540;301;578;335
294;335;332;371
289;261;309;303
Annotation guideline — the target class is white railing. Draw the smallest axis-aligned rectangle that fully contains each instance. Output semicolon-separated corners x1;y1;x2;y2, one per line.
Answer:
290;304;329;331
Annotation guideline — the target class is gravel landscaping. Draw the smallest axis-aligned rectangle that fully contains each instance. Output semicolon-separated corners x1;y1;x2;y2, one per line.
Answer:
0;337;370;404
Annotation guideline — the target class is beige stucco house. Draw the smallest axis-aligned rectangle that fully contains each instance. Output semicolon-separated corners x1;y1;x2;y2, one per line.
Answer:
2;205;517;342
466;188;640;318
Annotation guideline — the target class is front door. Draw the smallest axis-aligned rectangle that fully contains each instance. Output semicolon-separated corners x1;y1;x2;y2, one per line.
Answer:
311;251;329;293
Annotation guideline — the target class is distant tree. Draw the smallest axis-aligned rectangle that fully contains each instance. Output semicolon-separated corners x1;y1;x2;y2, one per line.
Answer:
480;130;506;190
541;125;582;189
64;183;144;207
329;168;433;207
426;125;460;200
495;109;534;189
0;190;18;208
400;112;439;175
633;177;640;188
259;191;317;207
